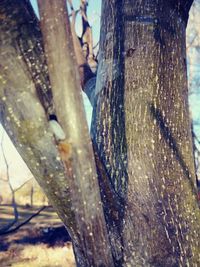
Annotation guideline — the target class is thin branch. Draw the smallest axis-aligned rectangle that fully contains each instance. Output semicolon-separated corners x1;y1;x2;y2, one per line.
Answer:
187;33;198;51
67;0;96;101
0;206;46;236
69;9;80;18
194;132;200;146
80;0;97;72
14;177;32;193
93;41;99;51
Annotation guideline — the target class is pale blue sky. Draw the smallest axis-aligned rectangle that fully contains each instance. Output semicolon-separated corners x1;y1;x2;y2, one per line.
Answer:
30;0;101;45
30;0;101;125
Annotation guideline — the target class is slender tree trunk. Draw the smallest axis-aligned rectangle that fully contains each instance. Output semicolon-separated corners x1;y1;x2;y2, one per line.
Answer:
91;0;200;266
0;0;75;238
38;1;114;266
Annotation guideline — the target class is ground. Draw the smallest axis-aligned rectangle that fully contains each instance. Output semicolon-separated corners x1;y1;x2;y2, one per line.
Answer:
0;205;75;267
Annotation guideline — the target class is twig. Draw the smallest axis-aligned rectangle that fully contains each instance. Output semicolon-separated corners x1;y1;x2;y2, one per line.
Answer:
14;177;32;192
0;206;46;235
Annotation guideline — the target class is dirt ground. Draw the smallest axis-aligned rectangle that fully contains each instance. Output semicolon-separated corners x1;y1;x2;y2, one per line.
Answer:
0;205;75;267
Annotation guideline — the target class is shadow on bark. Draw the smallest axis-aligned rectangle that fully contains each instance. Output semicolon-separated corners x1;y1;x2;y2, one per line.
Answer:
91;2;129;265
149;103;197;195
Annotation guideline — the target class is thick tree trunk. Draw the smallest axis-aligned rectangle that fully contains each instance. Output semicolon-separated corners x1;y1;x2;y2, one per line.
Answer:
91;0;200;266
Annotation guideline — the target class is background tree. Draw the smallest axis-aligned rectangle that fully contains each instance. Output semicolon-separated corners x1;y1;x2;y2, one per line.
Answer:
0;0;199;266
186;0;200;187
0;132;46;236
0;132;19;233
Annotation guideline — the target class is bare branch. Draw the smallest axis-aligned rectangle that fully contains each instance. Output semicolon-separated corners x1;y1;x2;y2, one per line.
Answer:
187;32;198;51
14;177;33;193
0;206;46;236
80;0;97;72
65;1;96;104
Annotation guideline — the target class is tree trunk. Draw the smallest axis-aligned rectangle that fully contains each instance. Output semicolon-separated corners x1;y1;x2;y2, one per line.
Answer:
91;0;200;266
0;1;114;266
1;0;200;266
38;1;114;266
0;0;75;236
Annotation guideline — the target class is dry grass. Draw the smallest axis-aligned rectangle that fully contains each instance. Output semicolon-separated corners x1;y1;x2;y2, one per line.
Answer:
0;205;76;267
13;243;75;267
0;243;75;267
0;205;61;227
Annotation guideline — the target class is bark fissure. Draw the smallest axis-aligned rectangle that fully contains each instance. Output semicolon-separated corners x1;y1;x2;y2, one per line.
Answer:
92;0;200;266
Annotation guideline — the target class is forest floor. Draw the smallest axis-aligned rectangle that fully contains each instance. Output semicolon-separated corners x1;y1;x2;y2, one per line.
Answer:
0;205;75;267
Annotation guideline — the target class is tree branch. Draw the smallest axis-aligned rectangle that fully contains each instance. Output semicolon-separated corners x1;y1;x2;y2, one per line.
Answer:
67;0;96;105
0;206;46;235
0;0;77;240
37;1;114;266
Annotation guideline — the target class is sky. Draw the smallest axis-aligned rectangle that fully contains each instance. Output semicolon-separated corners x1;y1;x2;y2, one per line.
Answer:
30;0;101;126
0;0;200;189
30;0;101;43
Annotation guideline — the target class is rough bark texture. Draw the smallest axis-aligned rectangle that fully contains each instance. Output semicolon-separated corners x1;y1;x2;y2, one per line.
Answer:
0;1;114;266
0;0;76;230
0;0;200;266
38;1;114;266
0;0;76;234
91;0;200;266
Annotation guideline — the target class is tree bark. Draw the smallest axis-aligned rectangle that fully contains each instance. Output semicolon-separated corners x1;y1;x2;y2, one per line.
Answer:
0;0;75;237
37;1;114;266
0;1;114;266
1;0;200;266
91;0;200;266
